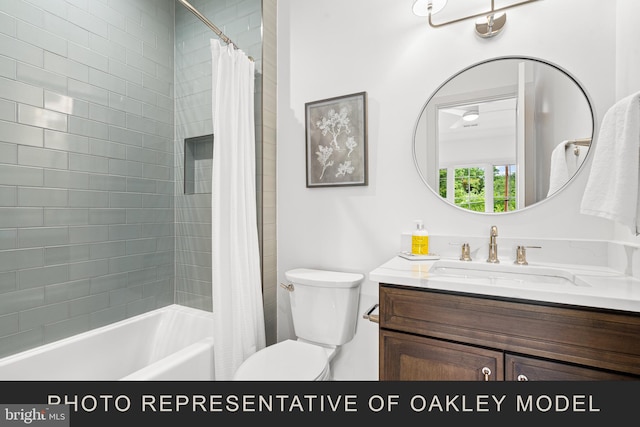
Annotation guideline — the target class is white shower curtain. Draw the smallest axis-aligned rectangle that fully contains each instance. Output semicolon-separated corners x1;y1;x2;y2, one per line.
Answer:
210;39;266;380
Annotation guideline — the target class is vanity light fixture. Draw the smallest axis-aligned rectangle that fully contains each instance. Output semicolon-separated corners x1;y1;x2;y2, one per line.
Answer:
413;0;540;39
412;0;447;17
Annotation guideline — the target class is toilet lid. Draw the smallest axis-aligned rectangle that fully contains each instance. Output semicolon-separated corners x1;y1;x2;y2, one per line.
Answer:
233;339;329;381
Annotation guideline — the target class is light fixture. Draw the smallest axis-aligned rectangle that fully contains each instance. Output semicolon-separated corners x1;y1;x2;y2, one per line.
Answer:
462;108;479;122
412;0;447;17
413;0;540;39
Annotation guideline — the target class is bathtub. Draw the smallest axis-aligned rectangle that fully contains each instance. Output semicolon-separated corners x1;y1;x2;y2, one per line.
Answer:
0;304;215;381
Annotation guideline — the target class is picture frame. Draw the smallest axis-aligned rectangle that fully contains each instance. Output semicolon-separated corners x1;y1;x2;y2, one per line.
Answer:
305;91;368;187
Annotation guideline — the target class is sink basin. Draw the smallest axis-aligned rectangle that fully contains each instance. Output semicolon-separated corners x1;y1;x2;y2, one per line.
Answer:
428;260;585;287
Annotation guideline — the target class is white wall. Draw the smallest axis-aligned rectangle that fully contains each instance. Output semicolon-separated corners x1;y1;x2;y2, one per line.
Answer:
277;0;630;380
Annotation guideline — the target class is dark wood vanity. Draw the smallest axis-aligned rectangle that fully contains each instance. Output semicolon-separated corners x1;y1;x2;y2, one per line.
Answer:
379;284;640;381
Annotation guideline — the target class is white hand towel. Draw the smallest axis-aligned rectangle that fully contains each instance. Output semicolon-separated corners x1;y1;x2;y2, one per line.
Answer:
547;141;570;196
580;91;640;234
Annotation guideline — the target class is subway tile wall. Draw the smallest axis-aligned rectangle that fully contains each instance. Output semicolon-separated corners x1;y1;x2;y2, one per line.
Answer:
174;0;262;311
0;0;175;358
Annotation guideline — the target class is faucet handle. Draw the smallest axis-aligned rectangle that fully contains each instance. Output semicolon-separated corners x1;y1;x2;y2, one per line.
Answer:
514;245;541;265
460;243;472;261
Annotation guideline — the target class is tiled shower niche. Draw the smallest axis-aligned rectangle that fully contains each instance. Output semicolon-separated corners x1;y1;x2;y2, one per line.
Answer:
184;135;213;195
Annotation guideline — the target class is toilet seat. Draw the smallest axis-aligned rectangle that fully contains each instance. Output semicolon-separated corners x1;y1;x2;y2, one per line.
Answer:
233;339;331;381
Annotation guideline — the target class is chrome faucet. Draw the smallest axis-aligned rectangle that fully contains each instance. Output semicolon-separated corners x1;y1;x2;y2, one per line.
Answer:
487;225;499;263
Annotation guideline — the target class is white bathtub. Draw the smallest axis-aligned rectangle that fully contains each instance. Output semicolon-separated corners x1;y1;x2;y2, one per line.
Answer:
0;304;215;381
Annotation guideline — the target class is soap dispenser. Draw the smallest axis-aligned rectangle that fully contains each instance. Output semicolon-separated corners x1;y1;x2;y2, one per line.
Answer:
411;220;429;255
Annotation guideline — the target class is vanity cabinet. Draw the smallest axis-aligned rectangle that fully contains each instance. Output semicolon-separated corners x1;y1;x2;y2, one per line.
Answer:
379;284;640;381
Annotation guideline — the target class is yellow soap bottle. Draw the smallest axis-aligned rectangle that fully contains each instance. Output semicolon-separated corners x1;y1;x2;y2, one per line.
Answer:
411;220;429;255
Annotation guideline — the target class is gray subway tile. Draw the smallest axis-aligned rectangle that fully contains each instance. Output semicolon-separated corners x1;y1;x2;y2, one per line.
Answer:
16;61;67;95
0;164;43;186
69;153;109;174
88;102;126;126
18;188;68;207
108;93;142;116
89;306;126;329
143;251;172;268
44;52;89;83
90;272;127;294
142;194;171;208
44;208;89;226
18;145;68;169
0;287;44;316
88;138;126;159
0;328;43;358
126;177;156;193
69;259;109;281
0;271;16;294
68;190;109;208
19;301;69;331
109;286;142;307
17;264;68;289
108;224;141;241
88;209;126;225
0;229;16;250
44;129;89;154
44;169;90;190
0;120;44;147
17;103;68;132
68;115;109;140
143;164;170;180
18;226;69;248
68;42;108;72
126;208;172;224
109;192;142;208
44;314;89;344
44;244;90;266
108;158;142;177
0;75;44;107
108;254;143;274
0;53;14;79
88;174;126;191
69;293;109;317
126;238;156;255
0;98;16;121
0;313;18;336
126;145;157;164
89;241;125;260
0;142;17;164
44;91;89;117
0;186;16;206
0;208;43;227
44;279;91;304
68;225;109;243
108;126;143;146
128;267;157;285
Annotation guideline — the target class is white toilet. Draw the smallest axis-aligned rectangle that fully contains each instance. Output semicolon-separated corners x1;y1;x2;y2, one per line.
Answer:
233;268;364;381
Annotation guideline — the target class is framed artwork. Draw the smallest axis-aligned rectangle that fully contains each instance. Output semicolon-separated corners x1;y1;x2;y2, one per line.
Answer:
305;91;368;187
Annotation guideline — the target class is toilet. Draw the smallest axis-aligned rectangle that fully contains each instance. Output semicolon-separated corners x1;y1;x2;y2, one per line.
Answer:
233;268;364;381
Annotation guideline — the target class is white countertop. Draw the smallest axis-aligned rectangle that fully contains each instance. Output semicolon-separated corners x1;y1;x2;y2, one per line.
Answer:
369;255;640;313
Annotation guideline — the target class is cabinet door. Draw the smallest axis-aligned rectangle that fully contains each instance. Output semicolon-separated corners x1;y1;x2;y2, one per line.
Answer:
380;329;504;381
505;354;636;381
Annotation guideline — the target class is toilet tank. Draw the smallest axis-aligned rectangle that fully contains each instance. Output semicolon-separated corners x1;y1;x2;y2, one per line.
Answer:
285;268;364;346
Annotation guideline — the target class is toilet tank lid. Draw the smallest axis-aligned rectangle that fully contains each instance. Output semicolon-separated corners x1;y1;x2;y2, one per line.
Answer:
285;268;364;288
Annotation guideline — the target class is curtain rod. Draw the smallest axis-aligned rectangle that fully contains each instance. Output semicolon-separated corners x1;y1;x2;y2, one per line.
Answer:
177;0;241;52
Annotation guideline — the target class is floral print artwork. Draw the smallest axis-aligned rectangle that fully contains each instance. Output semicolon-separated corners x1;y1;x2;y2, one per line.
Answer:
305;92;367;187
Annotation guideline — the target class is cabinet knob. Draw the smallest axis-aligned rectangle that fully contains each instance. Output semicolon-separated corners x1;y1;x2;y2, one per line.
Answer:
517;374;529;381
481;367;492;381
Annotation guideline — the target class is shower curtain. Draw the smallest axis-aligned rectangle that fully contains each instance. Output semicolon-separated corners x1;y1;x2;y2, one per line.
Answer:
210;39;266;380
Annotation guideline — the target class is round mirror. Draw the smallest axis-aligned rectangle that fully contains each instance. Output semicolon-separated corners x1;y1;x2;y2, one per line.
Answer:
413;56;594;214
